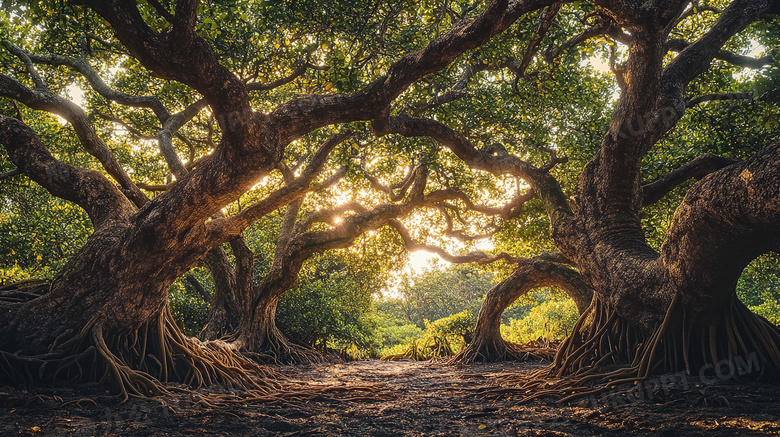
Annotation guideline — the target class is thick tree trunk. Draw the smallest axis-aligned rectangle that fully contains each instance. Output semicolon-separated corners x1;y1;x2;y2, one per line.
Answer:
198;247;242;341
234;281;322;364
228;198;322;364
0;223;264;399
544;143;780;388
452;257;592;364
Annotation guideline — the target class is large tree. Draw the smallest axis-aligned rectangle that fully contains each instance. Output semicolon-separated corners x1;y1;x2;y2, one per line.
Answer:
0;0;561;397
1;0;779;400
376;0;780;384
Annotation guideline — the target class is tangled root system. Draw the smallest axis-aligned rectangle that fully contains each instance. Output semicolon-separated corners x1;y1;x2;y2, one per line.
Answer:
484;294;780;403
0;306;279;401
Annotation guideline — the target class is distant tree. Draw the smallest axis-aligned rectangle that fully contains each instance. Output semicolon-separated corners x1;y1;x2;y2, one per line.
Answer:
382;263;494;328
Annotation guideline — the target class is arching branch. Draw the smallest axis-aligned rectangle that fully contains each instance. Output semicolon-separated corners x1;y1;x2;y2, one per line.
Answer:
360;159;417;202
545;14;617;62
73;0;250;118
642;153;738;206
372;114;573;233
0;115;135;228
156;99;209;180
516;3;561;76
411;61;508;116
389;219;523;266
0;44;148;207
663;0;776;91
667;38;774;70
206;132;354;241
247;62;329;92
269;0;558;142
685;92;753;108
21;49;171;121
0;168;22;180
451;256;592;363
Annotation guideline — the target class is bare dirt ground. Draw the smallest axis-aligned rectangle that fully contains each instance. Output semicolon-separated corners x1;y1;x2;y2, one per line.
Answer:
2;360;780;436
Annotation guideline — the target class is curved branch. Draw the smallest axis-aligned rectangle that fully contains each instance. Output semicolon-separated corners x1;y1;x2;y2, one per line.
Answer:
663;1;775;91
156;99;209;180
373;114;573;232
0;168;22;180
435;186;535;220
662;142;780;314
685;92;752;108
516;3;561;76
0;71;148;208
269;0;558;142
21;49;171;121
73;0;250;118
410;61;506;116
295;202;368;234
2;41;47;89
641;153;738;206
206;132;353;241
0;115;135;228
360;159;417;202
452;256;592;363
247;62;329;92
545;14;617;62
667;38;774;70
389;219;523;266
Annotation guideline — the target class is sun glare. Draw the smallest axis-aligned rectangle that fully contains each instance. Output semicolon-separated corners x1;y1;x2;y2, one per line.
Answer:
588;56;611;74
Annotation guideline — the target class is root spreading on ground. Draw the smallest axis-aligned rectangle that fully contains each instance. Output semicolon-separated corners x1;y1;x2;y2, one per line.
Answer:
0;306;279;401
480;294;780;403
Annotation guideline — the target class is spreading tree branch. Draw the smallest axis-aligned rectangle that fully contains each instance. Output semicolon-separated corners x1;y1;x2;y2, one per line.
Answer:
667;38;774;70
22;47;171;121
72;0;252;119
360;159;418;202
247;62;329;91
0;115;135;228
372;114;573;232
685;92;753;108
545;14;617;62
388;219;523;265
641;153;738;206
206;132;354;241
0;168;22;180
269;0;559;143
663;0;775;92
516;3;562;76
0;43;149;207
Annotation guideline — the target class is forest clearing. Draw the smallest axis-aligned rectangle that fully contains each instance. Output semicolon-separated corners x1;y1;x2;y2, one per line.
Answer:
1;0;780;435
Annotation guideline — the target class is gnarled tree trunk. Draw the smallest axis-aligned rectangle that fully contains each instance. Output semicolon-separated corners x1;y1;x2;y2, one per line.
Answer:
0;213;263;399
451;256;592;364
199;237;254;341
556;143;780;379
533;0;780;394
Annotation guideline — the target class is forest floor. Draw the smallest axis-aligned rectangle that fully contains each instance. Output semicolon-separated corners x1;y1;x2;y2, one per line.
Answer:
2;359;780;436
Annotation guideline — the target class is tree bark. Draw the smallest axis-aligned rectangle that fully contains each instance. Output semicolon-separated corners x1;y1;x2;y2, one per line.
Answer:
198;247;242;341
0;221;263;399
451;257;592;364
0;116;264;398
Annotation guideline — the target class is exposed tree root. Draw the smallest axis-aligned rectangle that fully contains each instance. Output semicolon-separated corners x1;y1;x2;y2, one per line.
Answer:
449;336;560;365
0;306;279;401
381;335;460;361
482;295;780;403
238;330;325;365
